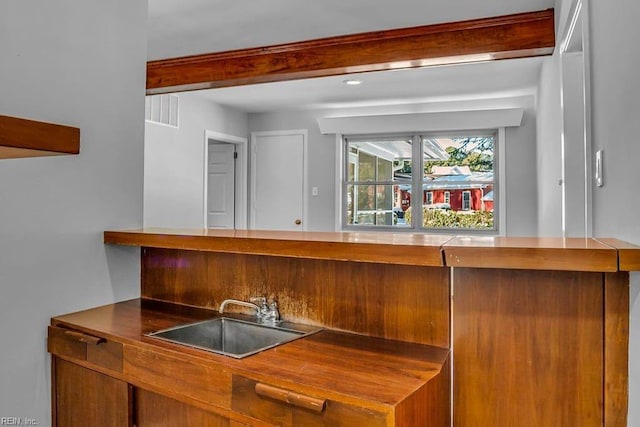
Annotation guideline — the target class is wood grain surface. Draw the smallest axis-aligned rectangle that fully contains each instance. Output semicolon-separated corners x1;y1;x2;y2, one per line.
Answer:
146;9;555;93
105;228;449;267
444;236;619;271
136;388;231;427
0;114;79;158
51;299;450;414
598;238;640;271
604;272;629;427
141;248;450;347
54;358;131;427
105;229;640;272
452;268;604;427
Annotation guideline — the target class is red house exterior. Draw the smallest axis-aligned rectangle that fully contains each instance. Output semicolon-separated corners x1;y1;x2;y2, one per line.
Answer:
394;172;494;213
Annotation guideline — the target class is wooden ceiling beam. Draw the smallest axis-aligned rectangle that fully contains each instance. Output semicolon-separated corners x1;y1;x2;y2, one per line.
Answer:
147;8;555;94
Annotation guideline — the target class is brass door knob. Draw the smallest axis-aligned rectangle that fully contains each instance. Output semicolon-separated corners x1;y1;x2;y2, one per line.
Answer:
295;219;302;225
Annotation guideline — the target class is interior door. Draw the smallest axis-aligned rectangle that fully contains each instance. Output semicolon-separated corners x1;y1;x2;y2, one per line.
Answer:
207;141;236;229
251;130;306;231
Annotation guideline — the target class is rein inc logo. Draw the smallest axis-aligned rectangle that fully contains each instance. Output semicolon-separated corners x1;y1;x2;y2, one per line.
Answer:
0;418;38;425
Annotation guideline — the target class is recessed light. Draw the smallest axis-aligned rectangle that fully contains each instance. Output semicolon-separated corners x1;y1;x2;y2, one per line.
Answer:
343;79;363;86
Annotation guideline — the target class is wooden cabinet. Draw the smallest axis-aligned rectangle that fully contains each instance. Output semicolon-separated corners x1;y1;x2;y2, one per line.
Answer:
49;311;449;427
52;358;131;427
136;389;231;427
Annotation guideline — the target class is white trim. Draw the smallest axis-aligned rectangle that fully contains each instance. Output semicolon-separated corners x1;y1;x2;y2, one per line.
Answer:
334;133;343;231
203;130;248;229
462;190;471;211
317;108;524;135
498;127;507;235
558;0;593;237
250;129;309;231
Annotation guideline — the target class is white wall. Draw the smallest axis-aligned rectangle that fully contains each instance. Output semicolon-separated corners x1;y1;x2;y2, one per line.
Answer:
248;111;337;232
144;93;248;228
249;96;539;235
536;54;563;236
587;0;640;424
0;0;147;424
538;0;640;423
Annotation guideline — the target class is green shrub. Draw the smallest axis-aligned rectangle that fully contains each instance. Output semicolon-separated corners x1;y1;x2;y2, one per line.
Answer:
404;207;493;229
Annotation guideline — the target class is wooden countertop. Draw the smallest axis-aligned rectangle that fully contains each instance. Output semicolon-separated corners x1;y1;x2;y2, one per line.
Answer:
51;299;449;409
104;228;640;272
443;236;620;272
104;228;451;267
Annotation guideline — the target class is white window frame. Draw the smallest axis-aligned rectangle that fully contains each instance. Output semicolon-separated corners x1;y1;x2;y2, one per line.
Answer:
426;191;433;205
444;191;451;205
340;130;502;234
462;191;471;211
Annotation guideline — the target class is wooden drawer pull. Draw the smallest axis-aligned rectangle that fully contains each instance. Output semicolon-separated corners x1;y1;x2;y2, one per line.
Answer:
255;383;326;413
63;330;105;345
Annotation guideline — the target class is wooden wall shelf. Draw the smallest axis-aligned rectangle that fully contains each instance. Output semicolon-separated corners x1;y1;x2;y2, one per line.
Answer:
146;9;555;94
0;115;80;159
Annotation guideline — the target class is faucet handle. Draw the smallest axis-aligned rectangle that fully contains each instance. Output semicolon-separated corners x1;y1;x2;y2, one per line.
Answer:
249;296;267;307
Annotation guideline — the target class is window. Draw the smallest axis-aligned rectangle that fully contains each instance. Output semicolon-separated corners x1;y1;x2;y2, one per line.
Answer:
462;191;471;211
344;133;496;231
426;192;433;205
145;94;179;127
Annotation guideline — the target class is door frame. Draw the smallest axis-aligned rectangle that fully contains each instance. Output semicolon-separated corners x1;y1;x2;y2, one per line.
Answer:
250;129;309;231
203;129;248;229
559;0;593;237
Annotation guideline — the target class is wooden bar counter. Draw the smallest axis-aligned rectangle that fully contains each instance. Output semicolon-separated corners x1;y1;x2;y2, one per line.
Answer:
48;229;640;426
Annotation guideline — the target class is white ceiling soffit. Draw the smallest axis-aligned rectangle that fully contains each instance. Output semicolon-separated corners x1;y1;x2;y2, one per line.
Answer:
190;57;544;113
317;108;525;135
147;0;555;60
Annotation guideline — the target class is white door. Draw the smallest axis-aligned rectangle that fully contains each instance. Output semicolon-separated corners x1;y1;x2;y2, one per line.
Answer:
251;130;307;231
207;142;236;228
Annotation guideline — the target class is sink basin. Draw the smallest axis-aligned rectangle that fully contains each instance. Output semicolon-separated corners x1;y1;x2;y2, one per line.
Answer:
146;317;320;358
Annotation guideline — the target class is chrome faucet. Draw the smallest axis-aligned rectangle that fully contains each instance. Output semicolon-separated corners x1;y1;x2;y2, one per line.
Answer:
218;297;280;323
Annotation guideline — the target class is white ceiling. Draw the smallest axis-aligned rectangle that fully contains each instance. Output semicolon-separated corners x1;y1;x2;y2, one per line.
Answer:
189;57;544;113
148;0;555;61
148;0;552;113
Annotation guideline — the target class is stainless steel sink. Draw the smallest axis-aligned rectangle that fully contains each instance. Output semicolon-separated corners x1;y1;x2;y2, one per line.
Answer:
146;317;320;358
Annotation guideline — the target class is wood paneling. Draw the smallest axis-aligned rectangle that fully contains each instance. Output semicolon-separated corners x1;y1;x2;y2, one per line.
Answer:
141;248;450;347
105;228;449;267
146;9;555;93
444;236;619;271
604;272;629;427
136;388;230;427
0;114;79;159
395;357;450;427
54;358;131;427
452;268;604;427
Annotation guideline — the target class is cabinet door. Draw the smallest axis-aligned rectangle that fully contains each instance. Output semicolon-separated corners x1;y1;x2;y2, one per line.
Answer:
53;358;132;427
135;388;231;427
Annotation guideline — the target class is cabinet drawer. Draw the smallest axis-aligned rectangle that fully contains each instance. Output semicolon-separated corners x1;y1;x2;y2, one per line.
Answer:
124;345;232;407
231;376;388;427
48;325;123;373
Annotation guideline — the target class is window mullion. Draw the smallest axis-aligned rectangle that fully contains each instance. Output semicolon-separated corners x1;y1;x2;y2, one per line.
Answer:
412;134;422;230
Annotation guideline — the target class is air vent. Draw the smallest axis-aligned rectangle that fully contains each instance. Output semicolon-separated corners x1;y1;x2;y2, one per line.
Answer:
145;94;179;128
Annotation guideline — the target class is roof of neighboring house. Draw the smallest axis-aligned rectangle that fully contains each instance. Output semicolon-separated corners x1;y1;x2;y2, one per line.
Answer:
483;190;494;201
431;165;471;176
424;172;493;190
